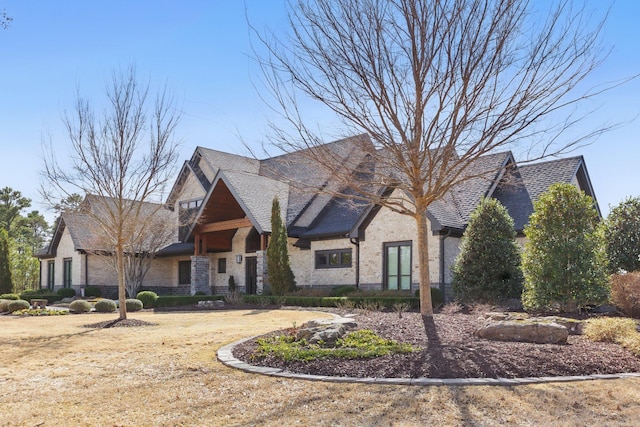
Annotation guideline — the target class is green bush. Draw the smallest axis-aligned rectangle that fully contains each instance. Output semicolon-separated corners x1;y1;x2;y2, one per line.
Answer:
610;272;640;318
94;299;117;313
0;299;11;312
452;198;523;303
84;286;102;298
136;291;159;309
0;293;20;300
57;288;76;298
125;299;143;312
522;183;609;313
267;197;296;295
155;295;223;308
414;287;444;307
603;197;640;274
69;299;91;313
8;299;30;313
330;286;358;297
20;292;59;304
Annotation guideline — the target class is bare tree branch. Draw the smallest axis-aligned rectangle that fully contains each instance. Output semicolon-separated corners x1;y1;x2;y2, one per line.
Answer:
41;66;181;320
254;0;631;316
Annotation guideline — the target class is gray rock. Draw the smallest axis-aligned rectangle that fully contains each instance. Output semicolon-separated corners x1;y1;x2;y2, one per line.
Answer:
475;319;568;344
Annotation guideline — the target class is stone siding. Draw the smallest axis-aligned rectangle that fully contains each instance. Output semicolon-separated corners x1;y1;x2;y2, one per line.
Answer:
190;256;210;295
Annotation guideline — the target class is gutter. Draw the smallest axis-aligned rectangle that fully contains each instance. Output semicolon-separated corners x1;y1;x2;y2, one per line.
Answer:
349;237;360;289
439;229;453;299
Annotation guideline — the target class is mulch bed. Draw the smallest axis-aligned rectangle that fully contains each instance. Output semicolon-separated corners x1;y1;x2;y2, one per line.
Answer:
232;308;640;379
83;319;158;328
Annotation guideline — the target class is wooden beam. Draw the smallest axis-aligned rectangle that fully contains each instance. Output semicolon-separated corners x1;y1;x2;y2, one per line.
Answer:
200;217;252;233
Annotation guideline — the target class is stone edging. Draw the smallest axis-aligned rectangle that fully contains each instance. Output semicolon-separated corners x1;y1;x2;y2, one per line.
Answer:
217;336;640;387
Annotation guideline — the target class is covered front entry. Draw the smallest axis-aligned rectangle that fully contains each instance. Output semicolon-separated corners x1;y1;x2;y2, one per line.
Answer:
246;256;257;294
187;177;270;295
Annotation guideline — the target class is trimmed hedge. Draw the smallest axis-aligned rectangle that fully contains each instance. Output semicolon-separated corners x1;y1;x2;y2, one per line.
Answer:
154;295;223;308
19;293;59;304
8;299;30;313
136;291;159;309
0;293;20;300
0;299;12;312
94;299;117;313
69;299;92;313
125;299;143;312
242;295;423;309
57;288;76;298
84;286;102;298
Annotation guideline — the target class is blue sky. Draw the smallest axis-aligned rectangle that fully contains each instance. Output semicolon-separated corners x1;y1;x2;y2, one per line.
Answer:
1;0;639;224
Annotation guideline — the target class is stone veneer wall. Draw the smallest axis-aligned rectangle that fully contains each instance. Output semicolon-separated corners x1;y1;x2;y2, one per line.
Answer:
190;256;210;295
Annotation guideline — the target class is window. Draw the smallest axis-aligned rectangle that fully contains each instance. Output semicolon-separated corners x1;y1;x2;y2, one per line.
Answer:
218;258;226;274
315;249;352;269
63;258;72;288
179;199;203;210
47;261;55;290
178;261;191;285
384;241;412;290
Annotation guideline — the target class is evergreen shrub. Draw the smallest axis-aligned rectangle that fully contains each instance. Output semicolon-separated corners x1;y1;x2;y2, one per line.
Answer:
7;299;30;313
84;286;102;298
69;299;91;313
0;293;20;300
125;299;143;312
451;198;523;303
522;183;608;312
94;299;117;313
136;291;159;308
57;288;76;298
603;197;640;273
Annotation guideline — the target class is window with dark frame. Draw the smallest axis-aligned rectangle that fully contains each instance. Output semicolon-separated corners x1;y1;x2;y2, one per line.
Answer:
63;258;72;288
218;258;226;274
315;249;352;269
47;260;55;290
178;260;191;285
384;241;412;291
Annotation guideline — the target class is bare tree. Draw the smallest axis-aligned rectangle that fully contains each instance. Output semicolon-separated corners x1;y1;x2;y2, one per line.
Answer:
256;0;624;316
42;67;180;320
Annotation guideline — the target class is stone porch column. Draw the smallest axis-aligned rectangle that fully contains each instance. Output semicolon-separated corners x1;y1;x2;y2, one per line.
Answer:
191;255;211;295
256;250;267;295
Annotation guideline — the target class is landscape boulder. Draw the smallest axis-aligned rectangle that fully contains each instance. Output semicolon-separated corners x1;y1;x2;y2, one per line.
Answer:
475;319;568;344
296;317;358;346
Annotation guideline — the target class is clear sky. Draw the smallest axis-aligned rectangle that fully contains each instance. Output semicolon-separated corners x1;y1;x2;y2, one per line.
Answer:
1;0;639;225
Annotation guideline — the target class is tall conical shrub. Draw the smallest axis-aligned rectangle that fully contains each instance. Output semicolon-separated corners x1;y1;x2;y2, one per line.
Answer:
451;198;523;303
267;197;296;295
0;228;14;294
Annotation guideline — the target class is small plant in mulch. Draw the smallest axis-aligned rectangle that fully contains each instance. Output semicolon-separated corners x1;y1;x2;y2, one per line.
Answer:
253;329;416;362
12;308;69;316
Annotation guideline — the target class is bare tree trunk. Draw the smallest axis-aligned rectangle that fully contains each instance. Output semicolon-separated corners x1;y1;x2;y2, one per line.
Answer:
415;206;433;316
116;244;127;320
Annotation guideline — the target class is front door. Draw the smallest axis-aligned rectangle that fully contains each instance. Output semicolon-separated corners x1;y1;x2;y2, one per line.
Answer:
245;256;257;294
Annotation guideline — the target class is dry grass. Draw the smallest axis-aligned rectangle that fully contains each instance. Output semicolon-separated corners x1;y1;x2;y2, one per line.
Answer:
1;309;639;426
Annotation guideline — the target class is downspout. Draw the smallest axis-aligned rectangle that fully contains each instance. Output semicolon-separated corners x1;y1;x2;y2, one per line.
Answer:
439;229;452;300
85;253;89;287
349;237;360;289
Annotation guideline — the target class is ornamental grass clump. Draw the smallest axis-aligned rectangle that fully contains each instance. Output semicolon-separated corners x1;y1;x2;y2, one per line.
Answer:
125;299;143;312
584;317;640;356
94;299;117;313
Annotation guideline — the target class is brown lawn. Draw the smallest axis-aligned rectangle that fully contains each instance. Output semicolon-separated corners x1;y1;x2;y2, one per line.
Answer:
1;309;639;426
